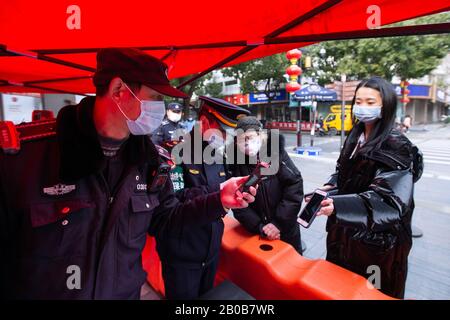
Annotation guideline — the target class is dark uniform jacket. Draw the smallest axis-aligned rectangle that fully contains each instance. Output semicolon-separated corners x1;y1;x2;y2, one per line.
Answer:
324;123;423;299
151;119;186;146
0;97;224;300
154;127;228;268
231;131;303;251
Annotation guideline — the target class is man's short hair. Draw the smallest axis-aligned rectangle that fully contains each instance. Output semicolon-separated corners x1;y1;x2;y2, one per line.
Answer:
95;81;141;97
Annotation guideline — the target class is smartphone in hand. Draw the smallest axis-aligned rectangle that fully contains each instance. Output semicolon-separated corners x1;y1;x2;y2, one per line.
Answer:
298;189;328;228
241;162;270;193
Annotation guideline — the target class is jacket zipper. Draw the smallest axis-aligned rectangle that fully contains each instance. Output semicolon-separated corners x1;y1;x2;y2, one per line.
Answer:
259;179;270;225
99;173;114;207
369;152;407;169
382;153;408;169
91;172;113;299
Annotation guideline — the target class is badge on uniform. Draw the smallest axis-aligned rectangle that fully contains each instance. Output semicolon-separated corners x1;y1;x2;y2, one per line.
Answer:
189;169;200;174
170;166;185;192
219;172;226;177
43;183;76;196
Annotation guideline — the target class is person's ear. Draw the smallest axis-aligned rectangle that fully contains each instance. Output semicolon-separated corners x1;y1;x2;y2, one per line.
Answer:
109;77;126;104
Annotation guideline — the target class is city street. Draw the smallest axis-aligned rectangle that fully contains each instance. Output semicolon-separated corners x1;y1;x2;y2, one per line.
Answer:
282;124;450;299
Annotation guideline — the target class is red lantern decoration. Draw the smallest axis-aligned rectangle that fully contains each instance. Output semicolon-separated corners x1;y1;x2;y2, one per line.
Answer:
286;82;301;93
286;49;302;61
286;65;302;76
400;80;410;88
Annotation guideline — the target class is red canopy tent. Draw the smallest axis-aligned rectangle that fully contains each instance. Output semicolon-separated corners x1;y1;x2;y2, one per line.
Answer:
0;0;449;95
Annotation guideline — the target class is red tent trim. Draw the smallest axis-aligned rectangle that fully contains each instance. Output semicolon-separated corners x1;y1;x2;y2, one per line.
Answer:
177;22;450;88
0;22;448;95
0;0;449;95
178;0;343;88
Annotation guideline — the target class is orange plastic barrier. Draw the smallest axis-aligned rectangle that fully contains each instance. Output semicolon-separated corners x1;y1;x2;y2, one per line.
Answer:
142;236;165;297
216;216;394;300
142;217;394;300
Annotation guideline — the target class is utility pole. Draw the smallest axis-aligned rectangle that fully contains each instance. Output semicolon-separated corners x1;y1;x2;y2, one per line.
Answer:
340;74;346;149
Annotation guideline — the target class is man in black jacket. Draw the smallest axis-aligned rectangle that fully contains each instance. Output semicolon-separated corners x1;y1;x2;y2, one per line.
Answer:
232;117;304;254
0;48;256;299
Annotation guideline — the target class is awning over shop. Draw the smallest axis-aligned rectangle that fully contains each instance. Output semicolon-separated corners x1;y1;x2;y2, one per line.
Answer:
294;84;337;102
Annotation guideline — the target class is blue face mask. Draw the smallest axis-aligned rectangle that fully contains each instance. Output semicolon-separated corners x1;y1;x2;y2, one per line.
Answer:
115;82;166;135
353;104;382;123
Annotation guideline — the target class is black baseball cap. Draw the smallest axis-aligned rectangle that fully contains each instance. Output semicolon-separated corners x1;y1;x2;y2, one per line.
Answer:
199;96;251;131
93;48;188;98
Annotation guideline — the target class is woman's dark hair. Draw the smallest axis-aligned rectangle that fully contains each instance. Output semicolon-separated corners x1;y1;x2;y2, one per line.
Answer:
349;76;397;151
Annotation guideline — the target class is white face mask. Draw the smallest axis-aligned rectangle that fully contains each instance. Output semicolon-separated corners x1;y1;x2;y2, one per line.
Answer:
116;82;166;135
238;138;261;156
167;110;182;123
353;104;382;123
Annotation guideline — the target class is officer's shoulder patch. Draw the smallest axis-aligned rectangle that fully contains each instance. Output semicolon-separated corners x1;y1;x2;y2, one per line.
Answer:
189;169;200;174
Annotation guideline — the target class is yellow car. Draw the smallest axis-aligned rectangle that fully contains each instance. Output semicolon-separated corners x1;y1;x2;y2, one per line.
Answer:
323;105;353;135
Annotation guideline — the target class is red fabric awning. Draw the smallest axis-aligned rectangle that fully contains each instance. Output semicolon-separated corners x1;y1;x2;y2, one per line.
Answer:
0;0;449;94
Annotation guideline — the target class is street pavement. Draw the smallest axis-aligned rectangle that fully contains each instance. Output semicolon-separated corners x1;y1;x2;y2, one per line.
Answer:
282;123;450;300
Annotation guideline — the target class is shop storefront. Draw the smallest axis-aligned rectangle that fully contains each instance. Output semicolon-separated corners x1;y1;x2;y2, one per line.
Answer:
393;84;449;124
224;82;449;127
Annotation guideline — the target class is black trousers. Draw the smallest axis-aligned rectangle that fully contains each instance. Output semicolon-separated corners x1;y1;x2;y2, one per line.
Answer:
162;256;219;300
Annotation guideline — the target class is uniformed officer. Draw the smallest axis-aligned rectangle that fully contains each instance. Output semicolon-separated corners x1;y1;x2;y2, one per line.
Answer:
182;116;196;133
151;102;187;146
156;96;251;299
0;48;256;300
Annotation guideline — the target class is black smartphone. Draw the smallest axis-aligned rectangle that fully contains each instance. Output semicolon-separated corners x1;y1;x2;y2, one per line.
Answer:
297;189;328;228
241;161;270;193
148;163;172;192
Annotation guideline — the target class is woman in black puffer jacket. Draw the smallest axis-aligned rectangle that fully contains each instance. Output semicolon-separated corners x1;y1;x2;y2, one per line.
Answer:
231;116;304;254
312;77;423;298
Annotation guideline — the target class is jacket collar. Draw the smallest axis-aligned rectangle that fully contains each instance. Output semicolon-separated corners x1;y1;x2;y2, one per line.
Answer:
56;96;160;182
